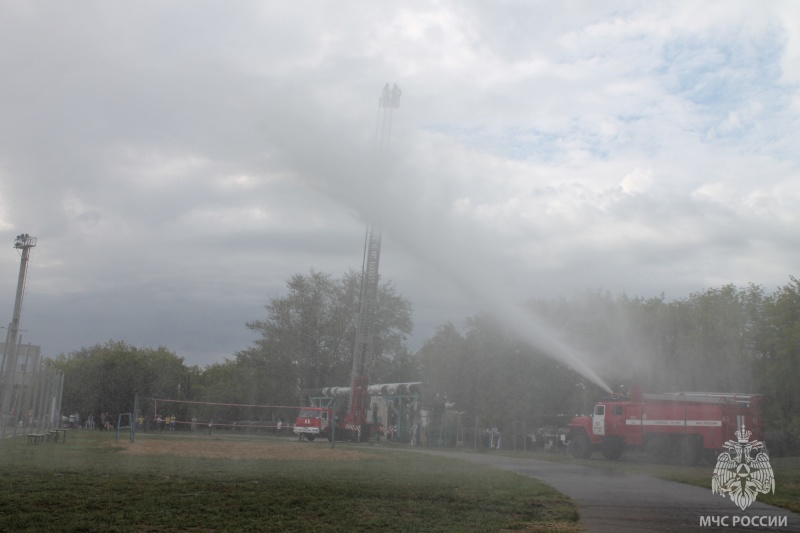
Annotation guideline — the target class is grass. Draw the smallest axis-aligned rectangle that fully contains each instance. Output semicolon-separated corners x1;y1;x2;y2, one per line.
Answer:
0;432;580;533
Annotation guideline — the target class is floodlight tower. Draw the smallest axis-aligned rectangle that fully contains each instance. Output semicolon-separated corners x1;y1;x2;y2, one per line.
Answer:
0;233;37;417
344;84;401;441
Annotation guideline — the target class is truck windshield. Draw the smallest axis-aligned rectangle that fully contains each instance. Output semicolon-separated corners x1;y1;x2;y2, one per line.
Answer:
298;409;320;418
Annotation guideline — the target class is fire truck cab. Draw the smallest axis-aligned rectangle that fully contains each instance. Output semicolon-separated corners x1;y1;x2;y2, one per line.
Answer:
293;407;332;441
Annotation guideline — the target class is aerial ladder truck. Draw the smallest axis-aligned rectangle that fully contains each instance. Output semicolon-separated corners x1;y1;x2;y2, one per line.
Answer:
294;84;401;442
343;83;401;442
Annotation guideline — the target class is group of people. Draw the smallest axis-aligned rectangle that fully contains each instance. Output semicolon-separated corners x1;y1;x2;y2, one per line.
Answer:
154;415;177;432
65;412;113;431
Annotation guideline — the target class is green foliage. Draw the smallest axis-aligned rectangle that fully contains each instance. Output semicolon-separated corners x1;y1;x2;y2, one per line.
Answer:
53;341;191;420
236;269;415;405
419;316;583;429
52;270;800;448
659;284;766;392
52;269;417;425
421;277;800;442
757;277;800;438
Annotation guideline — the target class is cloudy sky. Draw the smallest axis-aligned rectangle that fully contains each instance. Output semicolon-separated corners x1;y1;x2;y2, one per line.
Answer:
1;1;798;377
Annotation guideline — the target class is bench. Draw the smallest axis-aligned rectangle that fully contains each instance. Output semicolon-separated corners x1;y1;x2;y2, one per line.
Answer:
55;428;68;443
27;433;47;445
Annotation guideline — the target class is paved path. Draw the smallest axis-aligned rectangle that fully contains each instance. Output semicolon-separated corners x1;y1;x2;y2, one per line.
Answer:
419;451;800;532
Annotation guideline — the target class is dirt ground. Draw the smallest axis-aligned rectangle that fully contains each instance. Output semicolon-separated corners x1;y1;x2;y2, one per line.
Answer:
113;436;367;461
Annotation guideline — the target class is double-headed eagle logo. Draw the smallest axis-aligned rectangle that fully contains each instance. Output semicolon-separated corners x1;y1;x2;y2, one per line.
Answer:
711;425;775;510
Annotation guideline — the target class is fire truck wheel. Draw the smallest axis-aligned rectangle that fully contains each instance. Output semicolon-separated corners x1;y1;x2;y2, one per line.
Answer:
306;434;316;442
645;436;671;463
601;438;624;460
703;448;718;465
569;433;592;459
676;436;699;466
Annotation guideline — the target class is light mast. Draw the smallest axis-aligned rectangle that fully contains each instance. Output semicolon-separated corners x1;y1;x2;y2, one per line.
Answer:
0;233;37;416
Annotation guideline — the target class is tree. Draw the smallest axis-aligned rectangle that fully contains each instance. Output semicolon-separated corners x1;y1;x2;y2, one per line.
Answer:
236;269;414;405
53;341;190;422
419;278;800;443
419;322;469;411
419;315;583;429
666;284;765;392
757;277;800;438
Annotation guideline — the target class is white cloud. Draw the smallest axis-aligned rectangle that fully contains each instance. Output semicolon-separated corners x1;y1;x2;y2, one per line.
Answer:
620;168;654;194
0;1;797;378
691;182;736;203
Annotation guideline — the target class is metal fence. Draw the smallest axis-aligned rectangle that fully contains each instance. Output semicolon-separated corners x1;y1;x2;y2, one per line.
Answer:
0;360;64;438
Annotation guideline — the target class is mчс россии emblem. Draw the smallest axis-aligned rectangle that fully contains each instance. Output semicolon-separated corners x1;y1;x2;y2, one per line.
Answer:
711;425;775;510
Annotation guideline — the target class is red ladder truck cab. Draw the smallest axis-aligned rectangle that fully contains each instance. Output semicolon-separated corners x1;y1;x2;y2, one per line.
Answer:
293;407;332;441
567;390;764;465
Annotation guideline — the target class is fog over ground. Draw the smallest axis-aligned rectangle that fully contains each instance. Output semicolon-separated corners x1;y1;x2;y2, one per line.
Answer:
0;2;798;374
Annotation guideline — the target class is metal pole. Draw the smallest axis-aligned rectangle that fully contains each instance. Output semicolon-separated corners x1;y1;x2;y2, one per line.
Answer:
0;324;13;401
524;421;527;452
0;234;36;417
133;394;139;441
10;335;27;431
513;421;517;452
439;404;446;447
54;368;64;429
37;364;48;430
31;360;43;430
20;344;34;427
331;398;336;449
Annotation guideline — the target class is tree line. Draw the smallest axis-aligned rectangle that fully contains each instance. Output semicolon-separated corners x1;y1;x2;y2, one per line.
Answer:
54;271;800;445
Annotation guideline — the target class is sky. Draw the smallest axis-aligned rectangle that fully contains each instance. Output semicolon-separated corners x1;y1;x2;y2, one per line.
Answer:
0;1;798;379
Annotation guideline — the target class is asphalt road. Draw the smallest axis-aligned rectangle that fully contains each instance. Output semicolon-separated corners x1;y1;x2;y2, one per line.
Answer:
419;450;800;532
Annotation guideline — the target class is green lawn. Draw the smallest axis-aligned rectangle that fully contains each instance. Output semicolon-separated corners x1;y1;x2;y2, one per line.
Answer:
0;432;579;533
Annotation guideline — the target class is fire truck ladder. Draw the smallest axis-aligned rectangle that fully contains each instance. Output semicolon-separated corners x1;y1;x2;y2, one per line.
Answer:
345;84;401;439
346;225;382;431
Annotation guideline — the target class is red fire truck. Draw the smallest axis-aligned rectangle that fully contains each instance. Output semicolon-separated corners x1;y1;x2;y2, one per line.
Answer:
293;382;421;442
566;389;764;464
294;407;333;441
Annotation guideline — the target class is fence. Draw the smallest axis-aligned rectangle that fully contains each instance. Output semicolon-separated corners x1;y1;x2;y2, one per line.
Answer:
419;415;566;453
0;360;64;438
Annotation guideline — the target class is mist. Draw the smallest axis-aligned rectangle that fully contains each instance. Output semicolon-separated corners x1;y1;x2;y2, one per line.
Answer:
250;88;613;392
1;2;797;369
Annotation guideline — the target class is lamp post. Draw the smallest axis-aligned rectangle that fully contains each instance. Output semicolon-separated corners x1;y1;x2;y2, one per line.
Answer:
0;234;37;421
